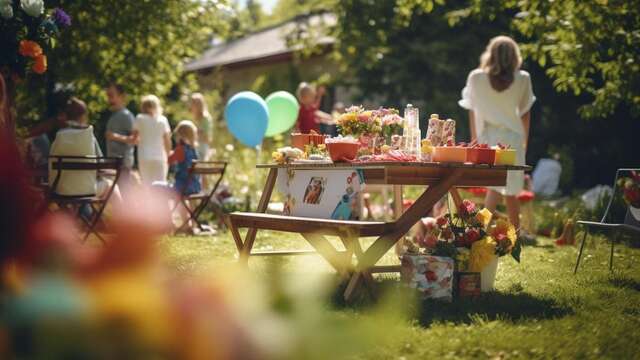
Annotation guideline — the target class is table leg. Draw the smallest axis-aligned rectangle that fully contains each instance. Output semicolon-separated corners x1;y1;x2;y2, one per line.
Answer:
393;185;403;219
344;168;465;301
303;233;351;279
239;168;278;263
350;237;377;300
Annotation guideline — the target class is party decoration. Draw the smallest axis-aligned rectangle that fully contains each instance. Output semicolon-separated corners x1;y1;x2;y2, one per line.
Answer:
265;91;299;137
224;91;268;147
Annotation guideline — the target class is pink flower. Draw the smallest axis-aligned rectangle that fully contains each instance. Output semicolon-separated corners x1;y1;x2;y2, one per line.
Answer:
459;199;477;216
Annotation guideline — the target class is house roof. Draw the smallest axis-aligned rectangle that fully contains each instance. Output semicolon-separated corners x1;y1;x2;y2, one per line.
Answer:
185;12;336;72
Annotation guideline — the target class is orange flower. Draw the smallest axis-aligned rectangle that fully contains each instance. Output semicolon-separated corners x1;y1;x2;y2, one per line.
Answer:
32;54;47;74
19;40;43;58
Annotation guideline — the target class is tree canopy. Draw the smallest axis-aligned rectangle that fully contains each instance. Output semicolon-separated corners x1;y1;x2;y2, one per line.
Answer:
447;0;640;119
15;0;231;121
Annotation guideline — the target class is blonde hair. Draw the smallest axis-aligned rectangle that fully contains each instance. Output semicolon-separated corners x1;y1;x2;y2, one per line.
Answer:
190;93;210;120
479;36;522;91
296;82;315;99
174;120;198;147
141;94;163;116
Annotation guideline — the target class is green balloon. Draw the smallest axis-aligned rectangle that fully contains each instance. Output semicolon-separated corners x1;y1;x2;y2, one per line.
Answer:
265;91;300;137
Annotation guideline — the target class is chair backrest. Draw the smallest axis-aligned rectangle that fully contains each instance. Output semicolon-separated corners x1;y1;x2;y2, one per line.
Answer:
48;156;122;197
190;161;227;176
600;168;640;228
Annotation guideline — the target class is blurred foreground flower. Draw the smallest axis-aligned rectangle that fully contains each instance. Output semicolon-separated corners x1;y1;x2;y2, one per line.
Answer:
20;0;43;17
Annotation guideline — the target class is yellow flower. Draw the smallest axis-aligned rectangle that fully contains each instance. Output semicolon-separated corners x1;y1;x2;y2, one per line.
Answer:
339;113;357;123
272;151;284;163
490;219;517;244
469;236;497;272
318;144;326;150
475;208;493;228
381;145;391;154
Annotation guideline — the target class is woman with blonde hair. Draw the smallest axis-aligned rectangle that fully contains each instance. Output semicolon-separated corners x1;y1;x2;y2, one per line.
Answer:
459;35;536;229
189;93;213;160
133;94;171;184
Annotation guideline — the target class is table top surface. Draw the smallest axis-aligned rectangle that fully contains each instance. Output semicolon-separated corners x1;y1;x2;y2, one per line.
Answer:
257;161;531;171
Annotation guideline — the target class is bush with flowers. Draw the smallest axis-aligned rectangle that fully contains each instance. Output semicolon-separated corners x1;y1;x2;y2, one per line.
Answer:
0;1;71;77
617;170;640;208
408;199;521;273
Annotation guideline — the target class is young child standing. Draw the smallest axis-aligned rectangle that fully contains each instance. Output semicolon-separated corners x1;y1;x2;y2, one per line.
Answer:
295;82;332;134
133;95;171;184
169;120;201;196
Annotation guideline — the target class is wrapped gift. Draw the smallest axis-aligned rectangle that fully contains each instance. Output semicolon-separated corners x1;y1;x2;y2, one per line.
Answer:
455;272;481;298
400;254;454;301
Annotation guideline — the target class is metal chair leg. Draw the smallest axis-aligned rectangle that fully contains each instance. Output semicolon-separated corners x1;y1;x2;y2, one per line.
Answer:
574;229;589;274
609;231;617;271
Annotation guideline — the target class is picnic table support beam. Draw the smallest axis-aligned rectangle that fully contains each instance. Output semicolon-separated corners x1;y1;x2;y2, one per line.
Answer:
346;168;465;301
238;168;278;264
303;233;352;279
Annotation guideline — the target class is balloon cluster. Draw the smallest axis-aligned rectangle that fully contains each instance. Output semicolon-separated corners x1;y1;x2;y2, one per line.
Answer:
225;91;299;147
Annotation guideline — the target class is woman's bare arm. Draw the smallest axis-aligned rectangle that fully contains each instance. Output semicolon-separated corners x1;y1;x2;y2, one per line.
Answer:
469;111;477;142
163;132;172;154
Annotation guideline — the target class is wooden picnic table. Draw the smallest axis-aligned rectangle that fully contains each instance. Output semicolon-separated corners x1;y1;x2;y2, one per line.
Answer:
227;161;530;301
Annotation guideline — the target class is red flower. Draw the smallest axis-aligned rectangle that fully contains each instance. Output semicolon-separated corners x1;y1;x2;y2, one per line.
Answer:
19;40;43;58
32;54;47;74
425;270;437;282
459;199;477;216
436;216;448;227
424;235;438;248
465;228;481;246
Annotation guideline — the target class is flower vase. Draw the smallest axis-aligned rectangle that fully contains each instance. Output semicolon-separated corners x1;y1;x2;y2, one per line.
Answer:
480;256;499;292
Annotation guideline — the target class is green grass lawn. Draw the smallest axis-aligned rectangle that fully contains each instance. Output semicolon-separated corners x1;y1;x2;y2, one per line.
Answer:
160;231;640;359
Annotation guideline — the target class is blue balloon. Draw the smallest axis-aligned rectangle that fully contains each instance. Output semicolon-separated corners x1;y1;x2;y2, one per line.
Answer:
224;91;269;147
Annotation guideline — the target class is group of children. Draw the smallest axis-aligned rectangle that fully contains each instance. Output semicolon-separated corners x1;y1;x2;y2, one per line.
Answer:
47;86;214;233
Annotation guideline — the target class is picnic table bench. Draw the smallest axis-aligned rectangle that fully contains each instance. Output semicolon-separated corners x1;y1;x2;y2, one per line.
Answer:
227;161;530;301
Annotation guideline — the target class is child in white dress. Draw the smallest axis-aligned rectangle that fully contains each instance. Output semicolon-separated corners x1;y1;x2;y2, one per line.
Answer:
459;36;536;229
133;95;171;184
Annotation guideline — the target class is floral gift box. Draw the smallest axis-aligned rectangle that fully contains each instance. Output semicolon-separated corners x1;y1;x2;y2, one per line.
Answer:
400;254;454;302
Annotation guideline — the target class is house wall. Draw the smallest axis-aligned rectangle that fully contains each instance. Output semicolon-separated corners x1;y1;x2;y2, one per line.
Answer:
195;55;360;112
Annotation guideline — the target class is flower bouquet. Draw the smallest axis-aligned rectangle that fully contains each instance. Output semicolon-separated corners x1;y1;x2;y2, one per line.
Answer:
376;107;404;141
337;106;383;149
406;199;521;292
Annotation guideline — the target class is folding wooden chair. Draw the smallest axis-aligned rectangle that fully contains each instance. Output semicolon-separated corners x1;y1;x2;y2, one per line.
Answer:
574;168;640;274
47;155;122;244
173;161;227;234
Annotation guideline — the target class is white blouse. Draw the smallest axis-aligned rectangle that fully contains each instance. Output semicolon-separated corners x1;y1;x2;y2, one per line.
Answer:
133;114;171;161
459;69;535;137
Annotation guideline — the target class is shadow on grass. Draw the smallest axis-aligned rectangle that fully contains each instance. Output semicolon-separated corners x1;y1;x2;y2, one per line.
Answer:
609;276;640;291
415;290;572;327
330;278;572;327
